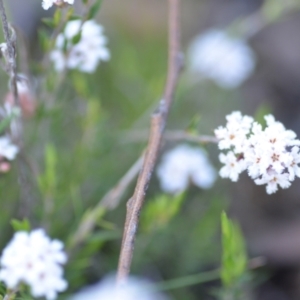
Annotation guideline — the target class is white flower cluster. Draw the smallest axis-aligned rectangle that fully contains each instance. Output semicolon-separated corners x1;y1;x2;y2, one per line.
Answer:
157;144;216;194
42;0;74;10
0;229;67;300
215;111;300;194
50;20;110;73
188;29;255;89
71;276;168;300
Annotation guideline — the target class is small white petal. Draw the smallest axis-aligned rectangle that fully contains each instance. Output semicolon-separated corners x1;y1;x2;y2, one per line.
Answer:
50;20;110;73
0;229;67;299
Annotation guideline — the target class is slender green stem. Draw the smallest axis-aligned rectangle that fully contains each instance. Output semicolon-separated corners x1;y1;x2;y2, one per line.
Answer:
3;287;18;300
155;269;220;291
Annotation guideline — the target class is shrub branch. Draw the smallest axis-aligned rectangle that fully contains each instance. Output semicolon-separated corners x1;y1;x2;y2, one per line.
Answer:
116;0;182;283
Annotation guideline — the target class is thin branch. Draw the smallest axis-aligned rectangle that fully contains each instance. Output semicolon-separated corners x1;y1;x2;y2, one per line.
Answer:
116;0;182;283
164;131;218;143
155;256;266;291
0;0;19;105
0;1;34;221
123;129;218;144
68;153;144;249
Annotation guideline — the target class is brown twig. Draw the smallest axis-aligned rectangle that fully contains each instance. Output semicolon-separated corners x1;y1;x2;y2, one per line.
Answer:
123;129;218;144
116;0;182;283
164;131;218;143
0;0;19;105
0;0;32;217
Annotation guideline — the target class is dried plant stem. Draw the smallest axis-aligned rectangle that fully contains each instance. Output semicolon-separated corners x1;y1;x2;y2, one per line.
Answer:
0;0;19;105
116;0;182;283
123;130;218;144
164;131;218;143
0;1;33;217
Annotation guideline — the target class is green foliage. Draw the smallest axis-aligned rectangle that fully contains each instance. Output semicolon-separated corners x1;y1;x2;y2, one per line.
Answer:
262;0;300;23
186;114;201;135
37;144;57;197
262;1;286;23
38;29;51;52
87;0;103;20
221;212;248;288
141;193;185;233
11;219;31;232
53;9;63;27
71;31;82;45
41;18;56;29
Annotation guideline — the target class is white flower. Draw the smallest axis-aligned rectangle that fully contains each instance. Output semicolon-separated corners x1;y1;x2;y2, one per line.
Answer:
216;111;300;194
157;144;216;194
188;29;255;88
0;136;18;160
50;20;110;73
244;147;266;179
219;151;246;182
0;229;67;300
254;170;291;195
286;147;300;181
42;0;74;10
70;276;168;300
215;111;253;152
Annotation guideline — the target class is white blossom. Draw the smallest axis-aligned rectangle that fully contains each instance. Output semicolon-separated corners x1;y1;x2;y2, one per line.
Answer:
50;20;110;73
42;0;74;10
188;29;255;89
70;276;168;300
0;136;18;160
215;111;253;152
216;112;300;194
219;151;247;182
254;170;291;195
286;147;300;180
0;229;67;300
157;144;216;194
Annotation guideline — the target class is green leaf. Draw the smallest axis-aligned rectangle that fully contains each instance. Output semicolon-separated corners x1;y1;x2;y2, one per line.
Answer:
221;211;248;288
87;0;103;20
262;0;286;23
72;30;82;45
11;219;31;232
141;193;185;232
68;15;82;21
66;7;75;21
42;18;55;28
37;144;57;196
53;9;62;27
186;114;201;135
38;29;51;52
